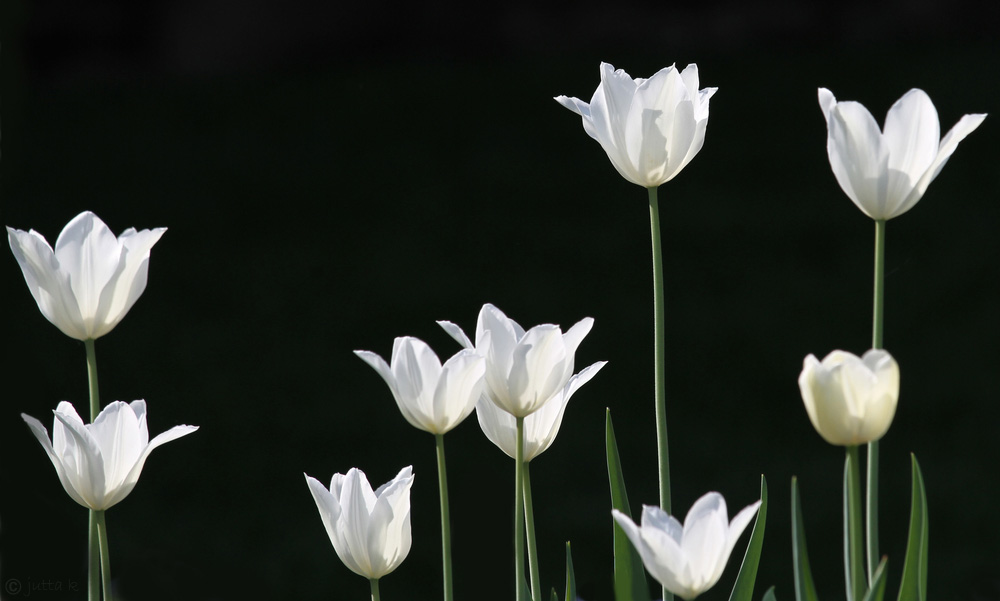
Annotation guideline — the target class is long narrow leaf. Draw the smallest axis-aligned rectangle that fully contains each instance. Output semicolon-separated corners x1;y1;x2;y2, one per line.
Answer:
762;586;778;601
565;541;577;601
550;589;559;601
606;409;651;601
729;475;769;601
861;557;888;601
896;455;928;601
792;477;821;601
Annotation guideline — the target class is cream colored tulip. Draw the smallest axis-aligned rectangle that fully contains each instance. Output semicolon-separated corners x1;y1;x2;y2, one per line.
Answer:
798;349;899;446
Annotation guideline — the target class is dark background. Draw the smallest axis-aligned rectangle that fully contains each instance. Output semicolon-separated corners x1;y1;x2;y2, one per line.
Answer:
2;1;999;600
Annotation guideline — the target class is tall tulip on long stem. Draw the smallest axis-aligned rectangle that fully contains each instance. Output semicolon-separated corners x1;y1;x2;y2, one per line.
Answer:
557;64;716;601
355;338;485;601
819;87;985;581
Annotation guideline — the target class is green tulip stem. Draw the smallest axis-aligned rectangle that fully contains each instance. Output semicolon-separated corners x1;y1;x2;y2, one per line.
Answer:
514;416;527;601
88;510;99;601
369;578;381;601
84;339;102;601
434;434;454;601
867;218;886;582
647;186;671;513
846;446;865;601
522;460;541;601
95;510;112;601
648;186;672;601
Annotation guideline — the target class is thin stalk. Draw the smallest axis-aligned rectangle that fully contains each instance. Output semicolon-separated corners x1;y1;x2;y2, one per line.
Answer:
523;461;541;601
867;219;886;582
369;578;381;601
95;510;112;601
514;416;527;601
85;339;101;601
434;434;454;601
649;186;672;601
88;510;99;601
845;446;865;601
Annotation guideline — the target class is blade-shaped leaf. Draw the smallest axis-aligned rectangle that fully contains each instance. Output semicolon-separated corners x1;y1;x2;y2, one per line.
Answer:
792;477;821;601
565;541;577;601
862;557;888;601
550;589;559;601
896;455;928;601
606;409;651;601
762;586;778;601
729;475;769;601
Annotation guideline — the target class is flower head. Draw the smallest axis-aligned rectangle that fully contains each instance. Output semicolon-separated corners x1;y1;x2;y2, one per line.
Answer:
555;62;716;188
355;336;485;434
612;493;761;600
438;303;600;418
304;466;414;579
22;400;198;510
818;88;986;220
475;361;605;461
7;211;166;340
798;349;899;446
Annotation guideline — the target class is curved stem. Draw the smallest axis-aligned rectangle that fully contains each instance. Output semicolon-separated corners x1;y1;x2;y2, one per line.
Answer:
95;510;112;601
523;461;541;601
514;416;526;601
85;339;102;601
649;186;673;601
867;219;886;582
435;434;454;601
369;578;381;601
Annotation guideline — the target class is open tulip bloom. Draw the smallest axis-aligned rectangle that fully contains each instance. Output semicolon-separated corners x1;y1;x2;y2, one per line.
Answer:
476;361;606;461
612;493;761;600
818;88;986;221
354;336;485;435
305;466;414;586
555;62;716;188
22;400;198;510
7;211;166;341
438;303;599;419
798;349;899;447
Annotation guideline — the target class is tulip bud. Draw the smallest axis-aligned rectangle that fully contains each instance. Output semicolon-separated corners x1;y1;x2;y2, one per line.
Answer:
798;349;899;446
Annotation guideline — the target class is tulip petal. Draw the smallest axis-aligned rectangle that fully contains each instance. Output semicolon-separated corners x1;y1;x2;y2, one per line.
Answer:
22;412;91;508
7;227;88;339
53;408;107;508
827;101;891;218
437;320;474;349
907;112;987;209
883;89;939;186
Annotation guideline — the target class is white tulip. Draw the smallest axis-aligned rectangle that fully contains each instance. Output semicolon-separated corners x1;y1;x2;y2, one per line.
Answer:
7;211;166;340
476;361;605;461
612;493;761;600
556;62;716;188
304;466;414;579
819;88;985;220
438;303;600;418
22;400;198;510
355;337;485;434
798;349;899;446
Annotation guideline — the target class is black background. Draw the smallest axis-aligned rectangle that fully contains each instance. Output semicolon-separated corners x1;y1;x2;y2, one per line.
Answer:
2;1;999;600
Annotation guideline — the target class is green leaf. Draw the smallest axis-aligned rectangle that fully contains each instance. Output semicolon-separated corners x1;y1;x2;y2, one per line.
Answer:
896;455;928;601
844;448;865;601
862;557;888;601
791;477;821;601
565;541;577;601
606;409;651;601
520;573;532;601
550;589;559;601
762;586;778;601
729;475;769;601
